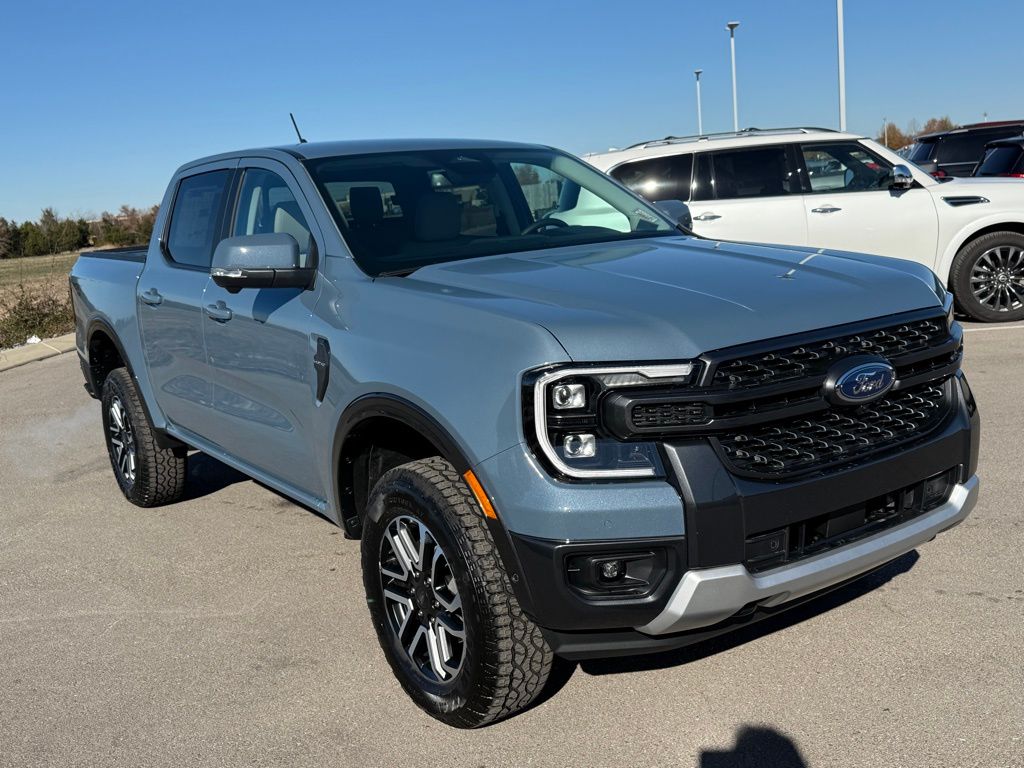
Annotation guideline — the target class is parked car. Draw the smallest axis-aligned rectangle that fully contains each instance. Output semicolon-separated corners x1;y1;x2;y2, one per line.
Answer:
973;135;1024;178
906;121;1024;178
586;127;1024;321
70;138;979;728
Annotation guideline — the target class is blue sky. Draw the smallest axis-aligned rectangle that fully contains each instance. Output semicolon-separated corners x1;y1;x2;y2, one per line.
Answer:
1;0;1021;222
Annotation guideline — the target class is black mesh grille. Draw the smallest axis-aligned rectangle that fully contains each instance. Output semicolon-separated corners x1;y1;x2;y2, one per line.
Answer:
711;317;947;390
717;381;949;476
631;401;710;428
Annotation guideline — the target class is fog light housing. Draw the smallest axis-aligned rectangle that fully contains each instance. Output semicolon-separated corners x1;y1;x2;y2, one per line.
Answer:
552;383;586;410
923;469;954;511
565;550;667;597
563;433;596;459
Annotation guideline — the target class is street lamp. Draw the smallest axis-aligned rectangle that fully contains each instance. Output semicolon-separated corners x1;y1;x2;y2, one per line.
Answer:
726;21;740;132
694;69;704;135
837;0;847;131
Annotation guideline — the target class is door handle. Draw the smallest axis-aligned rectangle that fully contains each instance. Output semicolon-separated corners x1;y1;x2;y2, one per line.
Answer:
693;212;722;221
811;205;842;214
205;301;233;323
140;288;163;306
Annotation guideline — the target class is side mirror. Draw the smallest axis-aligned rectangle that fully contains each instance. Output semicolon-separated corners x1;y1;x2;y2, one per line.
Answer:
211;233;314;292
891;164;915;190
653;200;693;231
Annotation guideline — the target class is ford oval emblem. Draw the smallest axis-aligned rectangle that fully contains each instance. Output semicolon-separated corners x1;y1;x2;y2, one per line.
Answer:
825;357;896;405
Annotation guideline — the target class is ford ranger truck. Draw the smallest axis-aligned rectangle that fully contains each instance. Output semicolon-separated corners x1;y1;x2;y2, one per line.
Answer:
69;139;980;728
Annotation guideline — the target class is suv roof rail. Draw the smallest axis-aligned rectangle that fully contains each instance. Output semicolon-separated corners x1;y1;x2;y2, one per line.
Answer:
625;126;840;150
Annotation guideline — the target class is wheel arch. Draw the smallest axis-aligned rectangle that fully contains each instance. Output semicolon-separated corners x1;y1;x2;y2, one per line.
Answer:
333;393;538;620
939;218;1024;286
85;318;134;395
85;318;184;451
332;394;474;536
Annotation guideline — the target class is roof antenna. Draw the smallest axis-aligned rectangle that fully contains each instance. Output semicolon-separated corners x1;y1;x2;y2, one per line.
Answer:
289;112;308;144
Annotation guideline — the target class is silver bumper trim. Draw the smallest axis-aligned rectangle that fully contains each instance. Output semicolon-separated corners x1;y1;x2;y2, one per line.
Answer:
636;475;979;636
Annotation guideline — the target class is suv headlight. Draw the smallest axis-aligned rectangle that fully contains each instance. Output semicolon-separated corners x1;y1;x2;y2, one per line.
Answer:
523;362;698;480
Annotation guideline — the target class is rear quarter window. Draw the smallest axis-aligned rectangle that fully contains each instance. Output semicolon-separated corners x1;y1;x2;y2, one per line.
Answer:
165;170;231;268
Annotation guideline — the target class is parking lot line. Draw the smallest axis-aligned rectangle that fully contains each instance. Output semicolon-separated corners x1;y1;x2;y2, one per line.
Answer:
962;323;1024;333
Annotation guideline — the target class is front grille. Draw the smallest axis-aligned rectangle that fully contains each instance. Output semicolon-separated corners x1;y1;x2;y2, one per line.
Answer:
717;381;949;477
744;468;959;573
710;316;947;390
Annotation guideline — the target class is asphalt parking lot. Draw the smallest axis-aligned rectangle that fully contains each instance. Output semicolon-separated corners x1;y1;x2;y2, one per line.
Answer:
1;323;1022;768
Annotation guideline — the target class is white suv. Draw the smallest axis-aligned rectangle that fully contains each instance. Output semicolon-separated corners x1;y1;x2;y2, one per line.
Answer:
585;127;1024;321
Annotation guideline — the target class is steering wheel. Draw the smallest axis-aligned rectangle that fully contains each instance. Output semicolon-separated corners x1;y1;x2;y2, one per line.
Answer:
521;217;569;235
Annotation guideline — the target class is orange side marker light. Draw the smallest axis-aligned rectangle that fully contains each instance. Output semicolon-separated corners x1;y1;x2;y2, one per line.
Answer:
463;469;498;520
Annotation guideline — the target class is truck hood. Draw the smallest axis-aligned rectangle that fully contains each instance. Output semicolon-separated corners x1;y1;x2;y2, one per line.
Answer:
406;235;943;361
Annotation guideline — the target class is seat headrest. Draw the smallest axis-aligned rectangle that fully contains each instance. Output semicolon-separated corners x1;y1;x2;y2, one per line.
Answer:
349;186;384;226
414;193;461;242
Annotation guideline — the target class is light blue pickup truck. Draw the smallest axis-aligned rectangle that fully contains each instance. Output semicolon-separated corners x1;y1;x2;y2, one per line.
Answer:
70;139;979;727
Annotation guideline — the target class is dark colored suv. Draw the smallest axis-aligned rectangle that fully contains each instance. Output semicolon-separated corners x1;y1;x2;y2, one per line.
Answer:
973;136;1024;178
908;121;1024;178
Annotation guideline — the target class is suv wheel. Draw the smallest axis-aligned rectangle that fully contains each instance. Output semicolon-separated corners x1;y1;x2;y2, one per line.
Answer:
361;457;552;728
951;231;1024;322
101;368;187;506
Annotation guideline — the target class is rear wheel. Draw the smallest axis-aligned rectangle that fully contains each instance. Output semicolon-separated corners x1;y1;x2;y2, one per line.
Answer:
361;457;552;728
950;231;1024;322
101;368;187;506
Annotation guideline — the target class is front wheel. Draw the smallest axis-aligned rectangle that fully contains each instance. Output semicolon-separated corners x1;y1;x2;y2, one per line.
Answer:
950;231;1024;322
361;457;552;728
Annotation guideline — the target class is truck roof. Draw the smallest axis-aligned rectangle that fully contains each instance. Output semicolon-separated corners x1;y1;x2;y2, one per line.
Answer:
179;138;550;171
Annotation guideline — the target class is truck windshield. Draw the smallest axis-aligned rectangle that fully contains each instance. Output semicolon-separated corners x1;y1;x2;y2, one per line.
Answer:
305;147;678;276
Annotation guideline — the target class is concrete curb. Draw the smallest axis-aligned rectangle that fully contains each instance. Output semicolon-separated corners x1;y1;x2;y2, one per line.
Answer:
0;333;77;373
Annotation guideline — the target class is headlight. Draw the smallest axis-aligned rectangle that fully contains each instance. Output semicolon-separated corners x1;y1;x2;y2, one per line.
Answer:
524;362;698;480
944;290;955;330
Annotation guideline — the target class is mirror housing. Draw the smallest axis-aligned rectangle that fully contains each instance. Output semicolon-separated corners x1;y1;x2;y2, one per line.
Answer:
211;233;314;292
891;164;915;191
653;200;693;231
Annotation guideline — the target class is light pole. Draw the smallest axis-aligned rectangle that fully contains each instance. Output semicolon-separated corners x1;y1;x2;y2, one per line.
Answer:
726;22;740;131
837;0;847;131
883;116;888;147
694;69;704;135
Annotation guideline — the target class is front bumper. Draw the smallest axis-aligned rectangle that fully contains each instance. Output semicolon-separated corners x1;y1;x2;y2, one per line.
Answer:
483;373;979;652
638;474;978;635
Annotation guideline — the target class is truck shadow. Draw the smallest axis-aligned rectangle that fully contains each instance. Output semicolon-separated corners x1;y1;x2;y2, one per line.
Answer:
699;726;808;767
179;452;249;501
535;551;917;702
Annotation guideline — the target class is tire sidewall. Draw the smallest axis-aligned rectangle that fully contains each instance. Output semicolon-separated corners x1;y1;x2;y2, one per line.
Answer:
361;469;493;723
101;371;137;499
953;232;1024;322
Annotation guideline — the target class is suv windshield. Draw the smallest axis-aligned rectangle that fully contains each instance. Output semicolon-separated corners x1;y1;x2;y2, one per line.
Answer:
305;148;676;276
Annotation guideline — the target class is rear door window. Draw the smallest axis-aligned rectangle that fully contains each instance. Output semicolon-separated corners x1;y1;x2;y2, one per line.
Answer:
165;170;231;268
611;154;694;202
708;147;798;200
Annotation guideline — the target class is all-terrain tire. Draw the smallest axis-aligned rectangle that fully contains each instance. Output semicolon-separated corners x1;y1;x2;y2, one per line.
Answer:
361;457;552;728
100;368;187;507
950;230;1024;322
